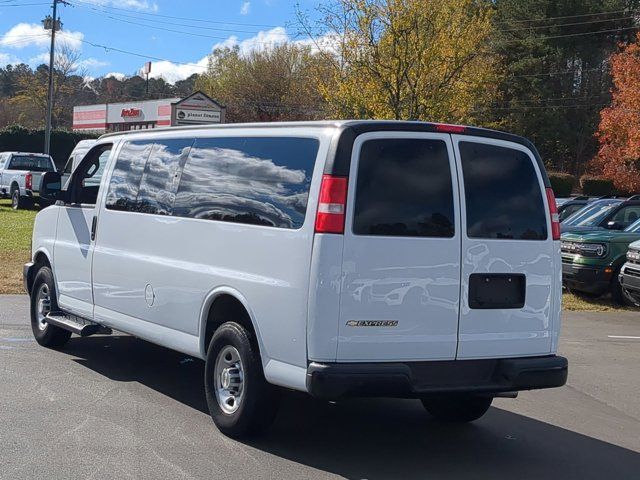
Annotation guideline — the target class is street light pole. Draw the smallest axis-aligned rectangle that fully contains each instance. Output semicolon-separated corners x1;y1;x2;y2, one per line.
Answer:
44;0;65;155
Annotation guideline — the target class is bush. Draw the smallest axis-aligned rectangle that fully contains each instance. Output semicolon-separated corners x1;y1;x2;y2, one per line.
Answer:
580;175;617;196
0;124;99;170
548;172;575;197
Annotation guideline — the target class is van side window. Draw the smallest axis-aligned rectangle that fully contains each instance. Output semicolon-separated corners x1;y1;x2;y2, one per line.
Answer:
173;137;319;229
69;144;112;205
459;142;547;240
353;138;455;238
105;140;154;212
136;139;194;216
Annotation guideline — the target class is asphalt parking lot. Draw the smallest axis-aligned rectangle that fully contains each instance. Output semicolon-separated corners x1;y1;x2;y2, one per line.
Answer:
0;294;638;480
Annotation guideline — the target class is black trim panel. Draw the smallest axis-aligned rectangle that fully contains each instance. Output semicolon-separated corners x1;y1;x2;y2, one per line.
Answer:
307;355;568;399
469;273;526;309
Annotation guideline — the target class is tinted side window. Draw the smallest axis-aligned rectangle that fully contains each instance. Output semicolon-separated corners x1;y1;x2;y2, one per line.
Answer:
105;140;154;211
136;139;193;216
460;142;547;240
353;138;455;238
609;205;640;228
174;137;319;229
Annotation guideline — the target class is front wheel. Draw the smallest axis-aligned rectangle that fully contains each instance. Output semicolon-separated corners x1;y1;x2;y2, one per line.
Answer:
204;322;280;438
30;267;71;348
422;394;492;422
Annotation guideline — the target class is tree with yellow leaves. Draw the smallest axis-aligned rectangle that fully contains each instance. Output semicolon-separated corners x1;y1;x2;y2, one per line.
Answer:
298;0;499;122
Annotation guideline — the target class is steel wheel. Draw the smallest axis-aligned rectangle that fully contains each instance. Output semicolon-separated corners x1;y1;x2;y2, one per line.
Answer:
214;345;244;414
35;283;51;331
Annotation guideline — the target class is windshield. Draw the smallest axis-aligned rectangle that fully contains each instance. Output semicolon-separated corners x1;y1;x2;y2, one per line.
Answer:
625;218;640;233
562;199;622;226
8;155;54;172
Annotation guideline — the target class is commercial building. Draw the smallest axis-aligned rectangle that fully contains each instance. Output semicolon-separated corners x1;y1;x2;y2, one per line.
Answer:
72;91;225;133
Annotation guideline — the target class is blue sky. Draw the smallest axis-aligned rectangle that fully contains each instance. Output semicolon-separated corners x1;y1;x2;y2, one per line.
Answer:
0;0;319;82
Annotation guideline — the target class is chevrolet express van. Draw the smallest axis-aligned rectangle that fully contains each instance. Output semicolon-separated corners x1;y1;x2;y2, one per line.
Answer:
24;121;567;437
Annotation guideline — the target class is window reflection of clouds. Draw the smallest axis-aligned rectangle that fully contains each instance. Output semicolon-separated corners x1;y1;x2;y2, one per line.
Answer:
174;137;318;229
105;141;153;211
137;139;193;216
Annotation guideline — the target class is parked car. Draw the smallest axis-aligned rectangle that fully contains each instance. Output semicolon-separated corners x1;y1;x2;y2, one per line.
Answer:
561;217;640;303
61;139;97;185
618;239;640;306
0;151;56;209
557;196;592;222
561;196;640;233
24;120;567;437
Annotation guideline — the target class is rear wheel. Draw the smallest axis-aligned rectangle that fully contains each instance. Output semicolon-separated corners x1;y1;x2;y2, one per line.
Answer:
204;322;280;438
11;188;24;210
30;267;71;348
422;394;492;422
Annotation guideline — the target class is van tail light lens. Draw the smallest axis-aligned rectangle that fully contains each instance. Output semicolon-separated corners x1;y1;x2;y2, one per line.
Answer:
546;187;560;240
315;175;348;234
434;123;466;134
25;173;32;191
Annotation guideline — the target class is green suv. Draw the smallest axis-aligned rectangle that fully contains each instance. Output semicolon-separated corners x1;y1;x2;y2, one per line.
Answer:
561;218;640;304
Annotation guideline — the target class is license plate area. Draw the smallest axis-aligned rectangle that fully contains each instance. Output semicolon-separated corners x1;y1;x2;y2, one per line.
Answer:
469;273;526;309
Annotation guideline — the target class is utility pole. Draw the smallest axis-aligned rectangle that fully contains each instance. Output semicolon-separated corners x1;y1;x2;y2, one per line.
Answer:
43;0;67;155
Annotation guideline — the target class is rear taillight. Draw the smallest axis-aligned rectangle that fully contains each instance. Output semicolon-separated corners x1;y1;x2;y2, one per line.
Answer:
315;174;348;234
546;187;560;240
25;173;32;191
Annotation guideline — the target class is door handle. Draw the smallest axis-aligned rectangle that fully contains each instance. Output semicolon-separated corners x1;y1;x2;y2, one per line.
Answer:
91;215;97;241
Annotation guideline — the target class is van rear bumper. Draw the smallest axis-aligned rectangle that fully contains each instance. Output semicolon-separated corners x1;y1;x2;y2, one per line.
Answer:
306;355;568;399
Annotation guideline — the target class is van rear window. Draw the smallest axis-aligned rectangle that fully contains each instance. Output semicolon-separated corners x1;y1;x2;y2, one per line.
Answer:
353;138;455;238
173;137;319;229
459;142;547;240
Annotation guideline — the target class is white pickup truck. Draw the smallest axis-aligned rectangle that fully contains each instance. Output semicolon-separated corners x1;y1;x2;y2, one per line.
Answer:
0;151;57;209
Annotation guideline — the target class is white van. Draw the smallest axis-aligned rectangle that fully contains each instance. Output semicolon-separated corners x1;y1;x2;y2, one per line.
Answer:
25;121;567;437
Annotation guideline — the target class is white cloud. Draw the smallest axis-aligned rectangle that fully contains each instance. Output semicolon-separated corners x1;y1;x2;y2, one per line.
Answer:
240;1;251;15
139;27;332;84
80;0;158;12
78;57;109;69
104;72;126;80
0;52;22;66
0;23;84;51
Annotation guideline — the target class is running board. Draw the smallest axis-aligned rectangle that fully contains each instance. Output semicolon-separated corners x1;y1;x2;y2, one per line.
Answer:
45;312;111;337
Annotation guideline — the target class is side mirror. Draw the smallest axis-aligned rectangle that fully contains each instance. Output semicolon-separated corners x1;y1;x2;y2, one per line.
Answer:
606;221;623;230
39;171;63;204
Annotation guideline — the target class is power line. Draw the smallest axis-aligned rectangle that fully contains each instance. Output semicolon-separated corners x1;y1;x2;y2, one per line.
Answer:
502;15;637;32
69;0;281;29
495;9;633;25
499;25;639;43
70;1;290;36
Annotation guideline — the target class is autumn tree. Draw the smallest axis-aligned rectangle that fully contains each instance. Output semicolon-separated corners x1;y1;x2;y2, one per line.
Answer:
196;44;327;122
592;32;640;193
297;0;498;122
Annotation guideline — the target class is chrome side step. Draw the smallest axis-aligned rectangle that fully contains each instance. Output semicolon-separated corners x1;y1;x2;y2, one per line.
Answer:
45;311;111;337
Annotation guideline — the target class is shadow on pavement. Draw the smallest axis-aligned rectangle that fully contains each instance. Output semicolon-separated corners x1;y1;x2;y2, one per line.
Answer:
67;335;640;480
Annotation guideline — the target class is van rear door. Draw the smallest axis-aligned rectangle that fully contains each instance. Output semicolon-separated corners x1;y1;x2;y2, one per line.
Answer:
337;132;461;361
452;135;559;359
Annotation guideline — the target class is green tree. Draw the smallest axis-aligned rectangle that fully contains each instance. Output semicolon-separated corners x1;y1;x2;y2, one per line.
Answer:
489;0;639;175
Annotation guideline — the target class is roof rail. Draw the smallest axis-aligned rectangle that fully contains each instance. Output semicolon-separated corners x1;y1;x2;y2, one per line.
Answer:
626;194;640;201
573;196;590;200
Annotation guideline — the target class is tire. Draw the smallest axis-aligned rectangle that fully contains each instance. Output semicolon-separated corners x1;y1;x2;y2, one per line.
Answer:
205;322;280;438
611;267;631;306
11;188;24;210
422;394;493;423
622;287;640;307
30;266;71;349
